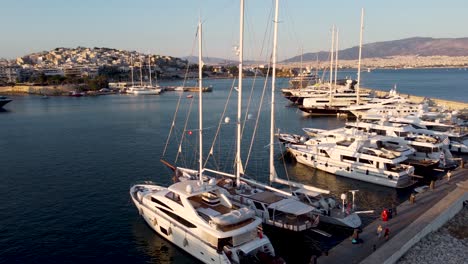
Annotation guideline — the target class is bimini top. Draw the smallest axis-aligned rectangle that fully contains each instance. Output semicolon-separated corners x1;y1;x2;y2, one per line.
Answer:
268;198;314;215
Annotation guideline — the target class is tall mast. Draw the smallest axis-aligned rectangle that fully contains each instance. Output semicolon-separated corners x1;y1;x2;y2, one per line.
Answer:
139;56;143;86
334;28;339;86
357;8;364;105
299;46;303;88
235;0;244;187
198;20;204;184
270;0;279;183
148;55;152;87
329;25;335;100
130;55;134;87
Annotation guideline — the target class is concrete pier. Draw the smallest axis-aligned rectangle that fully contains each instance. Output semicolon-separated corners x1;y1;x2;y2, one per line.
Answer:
317;167;468;264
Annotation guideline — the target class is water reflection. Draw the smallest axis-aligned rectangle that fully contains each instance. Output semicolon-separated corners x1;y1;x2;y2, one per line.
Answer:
131;219;198;264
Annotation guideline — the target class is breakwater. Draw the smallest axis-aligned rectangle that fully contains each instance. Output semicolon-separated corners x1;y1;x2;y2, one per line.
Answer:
0;85;81;95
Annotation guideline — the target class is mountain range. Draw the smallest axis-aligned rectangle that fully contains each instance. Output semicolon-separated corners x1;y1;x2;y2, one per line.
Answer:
282;37;468;63
186;37;468;65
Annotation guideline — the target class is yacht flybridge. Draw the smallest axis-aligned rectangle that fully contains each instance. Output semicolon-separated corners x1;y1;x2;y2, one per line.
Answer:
130;180;276;263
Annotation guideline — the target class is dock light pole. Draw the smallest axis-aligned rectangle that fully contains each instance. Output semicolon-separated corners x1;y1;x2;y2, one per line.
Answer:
340;193;347;213
350;190;359;210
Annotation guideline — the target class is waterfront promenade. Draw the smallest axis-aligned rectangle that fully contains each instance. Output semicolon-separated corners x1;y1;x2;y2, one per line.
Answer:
317;167;468;264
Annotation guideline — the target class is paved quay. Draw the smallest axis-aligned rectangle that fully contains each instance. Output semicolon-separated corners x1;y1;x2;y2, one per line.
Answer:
317;167;468;264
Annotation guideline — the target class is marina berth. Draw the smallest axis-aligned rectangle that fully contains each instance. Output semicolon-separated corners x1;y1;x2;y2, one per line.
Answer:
130;180;277;264
286;129;416;188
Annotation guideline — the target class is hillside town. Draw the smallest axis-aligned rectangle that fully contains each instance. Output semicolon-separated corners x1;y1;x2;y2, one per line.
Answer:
1;47;468;87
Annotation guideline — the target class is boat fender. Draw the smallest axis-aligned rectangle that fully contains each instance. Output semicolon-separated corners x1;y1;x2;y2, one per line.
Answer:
325;163;328;167
347;167;350;171
183;238;188;247
167;227;172;235
366;170;369;175
153;218;158;226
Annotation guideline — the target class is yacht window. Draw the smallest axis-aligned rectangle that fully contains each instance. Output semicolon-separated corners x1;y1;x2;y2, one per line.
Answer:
151;197;173;211
319;149;330;158
159;207;197;228
398;132;409;137
165;191;183;206
252;201;264;211
359;158;373;165
342;156;357;162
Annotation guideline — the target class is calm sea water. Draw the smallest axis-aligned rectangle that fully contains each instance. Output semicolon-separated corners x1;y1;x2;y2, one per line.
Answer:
0;69;464;264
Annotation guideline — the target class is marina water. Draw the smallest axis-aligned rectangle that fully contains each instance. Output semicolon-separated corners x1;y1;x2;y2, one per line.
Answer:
0;69;466;263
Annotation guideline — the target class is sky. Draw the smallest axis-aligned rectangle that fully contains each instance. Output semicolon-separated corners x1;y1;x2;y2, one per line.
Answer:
1;0;467;61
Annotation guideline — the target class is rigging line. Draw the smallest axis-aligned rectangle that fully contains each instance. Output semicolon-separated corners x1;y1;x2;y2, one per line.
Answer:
278;140;293;193
175;97;195;165
243;3;274;174
282;0;303;58
162;32;198;158
244;63;271;171
240;2;274;140
203;77;237;169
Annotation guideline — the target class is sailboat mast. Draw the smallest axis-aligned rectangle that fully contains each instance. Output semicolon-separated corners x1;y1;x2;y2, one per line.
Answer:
236;0;244;187
148;55;152;87
334;28;339;86
130;55;134;87
357;8;364;105
198;21;204;184
270;0;279;183
139;56;143;86
329;25;335;100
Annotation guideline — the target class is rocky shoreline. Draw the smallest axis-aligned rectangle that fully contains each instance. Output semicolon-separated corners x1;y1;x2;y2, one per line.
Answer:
397;205;468;264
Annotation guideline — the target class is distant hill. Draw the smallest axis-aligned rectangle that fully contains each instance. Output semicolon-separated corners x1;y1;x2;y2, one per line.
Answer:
183;55;262;65
282;37;468;63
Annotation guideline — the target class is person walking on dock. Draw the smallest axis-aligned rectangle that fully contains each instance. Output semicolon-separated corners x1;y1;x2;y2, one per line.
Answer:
377;225;383;239
409;193;416;204
384;227;390;241
447;170;452;181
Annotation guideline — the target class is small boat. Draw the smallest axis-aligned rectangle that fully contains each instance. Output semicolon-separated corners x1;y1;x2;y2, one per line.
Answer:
186;94;193;99
0;96;12;108
69;91;85;97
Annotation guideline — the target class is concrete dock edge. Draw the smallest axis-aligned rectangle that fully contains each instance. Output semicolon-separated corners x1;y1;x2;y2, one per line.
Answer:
361;179;468;264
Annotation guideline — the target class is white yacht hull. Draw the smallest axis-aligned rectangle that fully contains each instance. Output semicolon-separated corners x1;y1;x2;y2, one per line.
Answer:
133;89;161;95
130;188;233;264
287;147;413;188
130;184;276;264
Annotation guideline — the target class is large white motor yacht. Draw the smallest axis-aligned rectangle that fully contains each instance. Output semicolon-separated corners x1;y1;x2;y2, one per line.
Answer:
130;179;278;264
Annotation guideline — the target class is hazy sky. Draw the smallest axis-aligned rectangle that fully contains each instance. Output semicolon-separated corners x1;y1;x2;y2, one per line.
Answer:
1;0;467;60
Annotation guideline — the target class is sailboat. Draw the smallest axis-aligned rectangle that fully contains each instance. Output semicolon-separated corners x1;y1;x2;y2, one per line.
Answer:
130;20;278;264
128;55;162;95
174;0;360;231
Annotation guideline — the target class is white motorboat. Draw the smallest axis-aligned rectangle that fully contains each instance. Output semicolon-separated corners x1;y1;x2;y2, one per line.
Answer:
286;129;416;188
130;180;276;263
